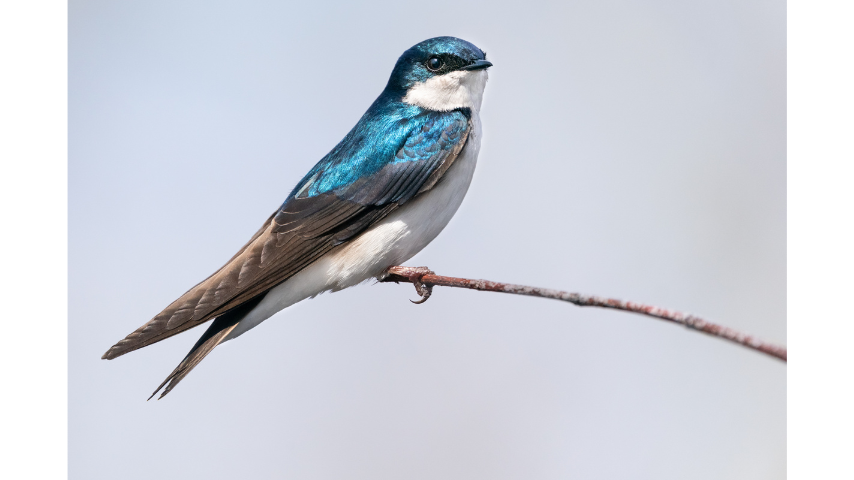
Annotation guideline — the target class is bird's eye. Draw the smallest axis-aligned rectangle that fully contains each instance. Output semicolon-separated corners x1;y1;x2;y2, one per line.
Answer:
426;56;443;71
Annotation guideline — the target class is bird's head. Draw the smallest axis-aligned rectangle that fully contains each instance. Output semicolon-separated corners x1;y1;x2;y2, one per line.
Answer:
385;36;492;113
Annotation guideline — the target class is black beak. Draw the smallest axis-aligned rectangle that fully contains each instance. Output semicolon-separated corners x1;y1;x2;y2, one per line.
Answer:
459;59;493;71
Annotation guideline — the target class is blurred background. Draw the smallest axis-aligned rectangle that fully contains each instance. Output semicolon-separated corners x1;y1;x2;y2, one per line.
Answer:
70;1;785;478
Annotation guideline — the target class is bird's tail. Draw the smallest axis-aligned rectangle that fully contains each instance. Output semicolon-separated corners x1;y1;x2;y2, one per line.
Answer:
149;295;263;400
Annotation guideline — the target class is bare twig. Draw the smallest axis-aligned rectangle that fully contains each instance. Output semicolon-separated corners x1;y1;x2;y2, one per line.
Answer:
380;266;787;362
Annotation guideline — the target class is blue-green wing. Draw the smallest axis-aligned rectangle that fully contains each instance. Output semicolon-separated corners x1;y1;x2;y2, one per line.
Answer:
103;108;471;359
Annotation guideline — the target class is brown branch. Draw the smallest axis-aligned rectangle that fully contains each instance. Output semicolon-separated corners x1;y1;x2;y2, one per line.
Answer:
380;266;787;362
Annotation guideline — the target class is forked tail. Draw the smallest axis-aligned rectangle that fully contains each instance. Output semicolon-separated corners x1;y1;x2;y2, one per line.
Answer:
149;295;264;400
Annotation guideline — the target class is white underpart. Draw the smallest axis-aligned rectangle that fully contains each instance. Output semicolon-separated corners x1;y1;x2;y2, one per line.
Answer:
402;69;488;112
224;71;487;341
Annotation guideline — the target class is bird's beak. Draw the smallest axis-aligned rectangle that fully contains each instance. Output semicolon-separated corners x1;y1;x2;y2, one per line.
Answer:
459;59;493;71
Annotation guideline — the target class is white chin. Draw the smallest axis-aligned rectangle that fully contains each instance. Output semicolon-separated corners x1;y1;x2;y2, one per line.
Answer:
402;69;488;113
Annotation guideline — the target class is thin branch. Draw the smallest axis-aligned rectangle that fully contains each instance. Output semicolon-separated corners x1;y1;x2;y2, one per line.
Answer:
380;266;787;362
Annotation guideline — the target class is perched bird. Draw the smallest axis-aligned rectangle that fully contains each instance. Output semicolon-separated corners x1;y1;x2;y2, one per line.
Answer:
102;36;492;399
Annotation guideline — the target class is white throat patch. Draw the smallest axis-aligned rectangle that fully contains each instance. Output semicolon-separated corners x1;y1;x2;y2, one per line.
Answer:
402;69;488;113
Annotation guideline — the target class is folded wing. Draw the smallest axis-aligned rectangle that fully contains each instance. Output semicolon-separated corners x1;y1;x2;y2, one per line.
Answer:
102;108;471;360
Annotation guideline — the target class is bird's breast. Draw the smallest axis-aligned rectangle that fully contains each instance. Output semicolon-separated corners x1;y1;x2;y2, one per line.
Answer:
323;113;482;288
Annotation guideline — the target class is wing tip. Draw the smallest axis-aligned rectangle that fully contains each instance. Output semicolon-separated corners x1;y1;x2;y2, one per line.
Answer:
101;339;135;360
101;346;120;360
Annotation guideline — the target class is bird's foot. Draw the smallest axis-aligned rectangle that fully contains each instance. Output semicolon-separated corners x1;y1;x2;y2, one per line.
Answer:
410;279;433;304
380;266;435;304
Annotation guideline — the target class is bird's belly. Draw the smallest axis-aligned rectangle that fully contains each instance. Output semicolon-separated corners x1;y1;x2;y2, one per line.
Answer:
224;122;481;340
326;133;480;287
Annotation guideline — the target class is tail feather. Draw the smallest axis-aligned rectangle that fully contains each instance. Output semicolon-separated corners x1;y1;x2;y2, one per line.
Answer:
149;295;264;400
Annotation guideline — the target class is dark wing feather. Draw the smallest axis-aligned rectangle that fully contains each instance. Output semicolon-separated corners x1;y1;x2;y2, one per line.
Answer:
103;109;471;360
148;295;265;400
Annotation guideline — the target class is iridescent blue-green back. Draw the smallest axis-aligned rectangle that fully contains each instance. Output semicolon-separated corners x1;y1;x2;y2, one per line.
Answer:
285;36;483;207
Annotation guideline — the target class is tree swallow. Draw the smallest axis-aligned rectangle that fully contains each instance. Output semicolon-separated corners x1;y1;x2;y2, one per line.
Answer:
102;36;492;399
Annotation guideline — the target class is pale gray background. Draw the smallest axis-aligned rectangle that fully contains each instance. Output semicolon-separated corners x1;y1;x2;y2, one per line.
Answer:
70;1;785;478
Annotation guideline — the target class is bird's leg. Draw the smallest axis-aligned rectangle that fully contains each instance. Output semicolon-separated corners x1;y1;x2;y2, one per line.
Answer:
380;266;435;304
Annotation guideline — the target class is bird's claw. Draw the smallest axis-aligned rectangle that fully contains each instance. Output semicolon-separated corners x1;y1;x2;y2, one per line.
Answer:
383;266;435;304
410;281;433;304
